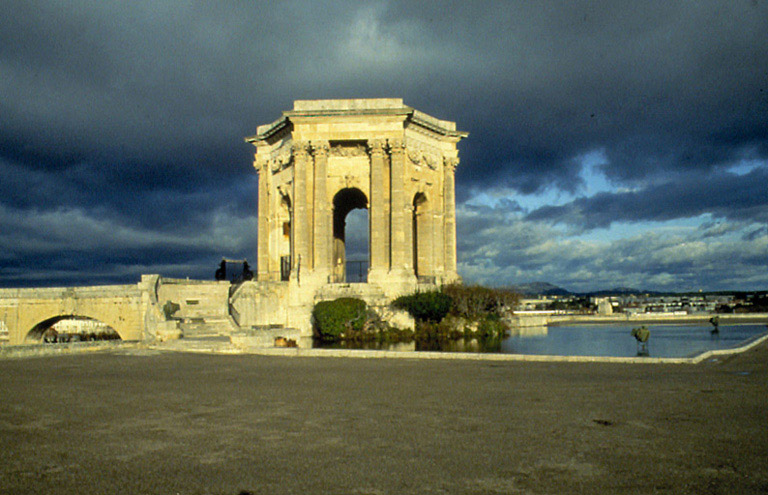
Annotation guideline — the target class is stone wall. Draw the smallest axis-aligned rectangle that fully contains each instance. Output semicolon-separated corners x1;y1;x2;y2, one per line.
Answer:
229;281;290;328
156;278;231;319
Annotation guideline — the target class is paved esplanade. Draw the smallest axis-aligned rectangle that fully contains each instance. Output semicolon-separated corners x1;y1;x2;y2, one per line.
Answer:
1;345;767;494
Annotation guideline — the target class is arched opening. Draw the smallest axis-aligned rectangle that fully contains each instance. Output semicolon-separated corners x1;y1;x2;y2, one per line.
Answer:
26;316;122;344
278;193;292;281
413;192;428;279
332;187;369;283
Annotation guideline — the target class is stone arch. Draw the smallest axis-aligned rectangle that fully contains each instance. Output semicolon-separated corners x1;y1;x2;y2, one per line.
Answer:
332;187;369;283
412;192;431;279
25;315;122;343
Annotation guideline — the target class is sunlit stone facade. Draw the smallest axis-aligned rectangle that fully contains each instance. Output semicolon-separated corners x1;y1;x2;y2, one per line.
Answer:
246;98;467;296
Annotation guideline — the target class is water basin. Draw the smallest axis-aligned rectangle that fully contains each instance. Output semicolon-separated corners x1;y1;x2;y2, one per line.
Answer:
315;323;768;358
503;323;768;358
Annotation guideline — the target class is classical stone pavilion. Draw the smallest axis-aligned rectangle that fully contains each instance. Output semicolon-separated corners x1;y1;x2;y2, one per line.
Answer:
246;98;467;296
0;99;468;344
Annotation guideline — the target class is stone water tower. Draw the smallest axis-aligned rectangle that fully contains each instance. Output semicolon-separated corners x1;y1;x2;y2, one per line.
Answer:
245;99;467;298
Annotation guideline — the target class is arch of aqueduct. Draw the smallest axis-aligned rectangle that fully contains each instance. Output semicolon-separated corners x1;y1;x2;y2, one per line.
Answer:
0;99;466;343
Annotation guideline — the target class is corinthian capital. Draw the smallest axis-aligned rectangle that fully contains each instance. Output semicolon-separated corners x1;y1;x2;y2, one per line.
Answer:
444;156;460;171
367;139;386;157
291;140;311;158
310;140;330;157
386;138;405;155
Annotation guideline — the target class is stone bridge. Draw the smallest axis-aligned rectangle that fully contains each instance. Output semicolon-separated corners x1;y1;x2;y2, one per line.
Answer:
0;273;417;345
0;275;189;345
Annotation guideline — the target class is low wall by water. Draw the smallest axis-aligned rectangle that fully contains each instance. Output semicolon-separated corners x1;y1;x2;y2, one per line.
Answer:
507;315;548;327
549;313;768;326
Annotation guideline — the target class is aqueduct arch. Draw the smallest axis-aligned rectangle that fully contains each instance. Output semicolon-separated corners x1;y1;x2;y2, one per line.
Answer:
0;283;147;345
246;98;467;295
25;315;121;342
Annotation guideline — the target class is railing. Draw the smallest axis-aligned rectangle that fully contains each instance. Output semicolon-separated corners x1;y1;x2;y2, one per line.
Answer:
345;260;368;283
280;256;291;281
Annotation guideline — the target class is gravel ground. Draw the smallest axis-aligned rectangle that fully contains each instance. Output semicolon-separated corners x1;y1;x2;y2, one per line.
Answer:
1;344;766;494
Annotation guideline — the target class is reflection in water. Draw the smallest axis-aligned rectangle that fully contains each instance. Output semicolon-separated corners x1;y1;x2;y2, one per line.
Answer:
503;323;768;358
313;339;416;352
313;324;768;358
415;337;503;353
381;341;416;352
315;337;504;353
508;326;548;337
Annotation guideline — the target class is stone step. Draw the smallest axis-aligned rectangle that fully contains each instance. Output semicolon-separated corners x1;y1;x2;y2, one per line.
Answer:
156;336;236;353
179;317;238;338
231;327;303;348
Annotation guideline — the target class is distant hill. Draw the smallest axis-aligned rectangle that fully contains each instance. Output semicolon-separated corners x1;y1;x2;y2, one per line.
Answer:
509;282;571;296
588;287;661;296
506;283;757;298
507;283;666;297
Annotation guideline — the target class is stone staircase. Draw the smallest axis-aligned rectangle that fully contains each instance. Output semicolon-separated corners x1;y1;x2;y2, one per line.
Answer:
151;316;241;353
230;325;303;349
155;335;236;353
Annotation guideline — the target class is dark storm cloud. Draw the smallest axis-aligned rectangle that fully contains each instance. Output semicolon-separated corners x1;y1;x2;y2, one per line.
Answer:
4;0;767;194
526;167;768;230
0;201;258;287
1;0;767;288
364;1;768;194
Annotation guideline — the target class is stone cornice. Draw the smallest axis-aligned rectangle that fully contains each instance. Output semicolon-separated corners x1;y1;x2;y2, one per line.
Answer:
285;107;412;119
245;116;291;143
246;101;468;143
406;114;468;139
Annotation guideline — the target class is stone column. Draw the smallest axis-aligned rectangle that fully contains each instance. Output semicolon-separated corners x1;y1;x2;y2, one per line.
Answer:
388;138;408;273
255;155;270;281
432;209;444;278
368;139;388;282
292;141;311;281
444;157;459;280
311;141;330;281
405;202;415;276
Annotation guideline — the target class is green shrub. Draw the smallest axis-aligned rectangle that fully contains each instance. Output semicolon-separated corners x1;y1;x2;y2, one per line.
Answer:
392;290;453;323
442;284;519;319
375;325;414;343
477;314;508;339
312;298;368;341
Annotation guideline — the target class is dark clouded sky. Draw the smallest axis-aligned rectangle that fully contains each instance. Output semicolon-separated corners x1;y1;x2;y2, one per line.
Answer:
1;1;766;292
